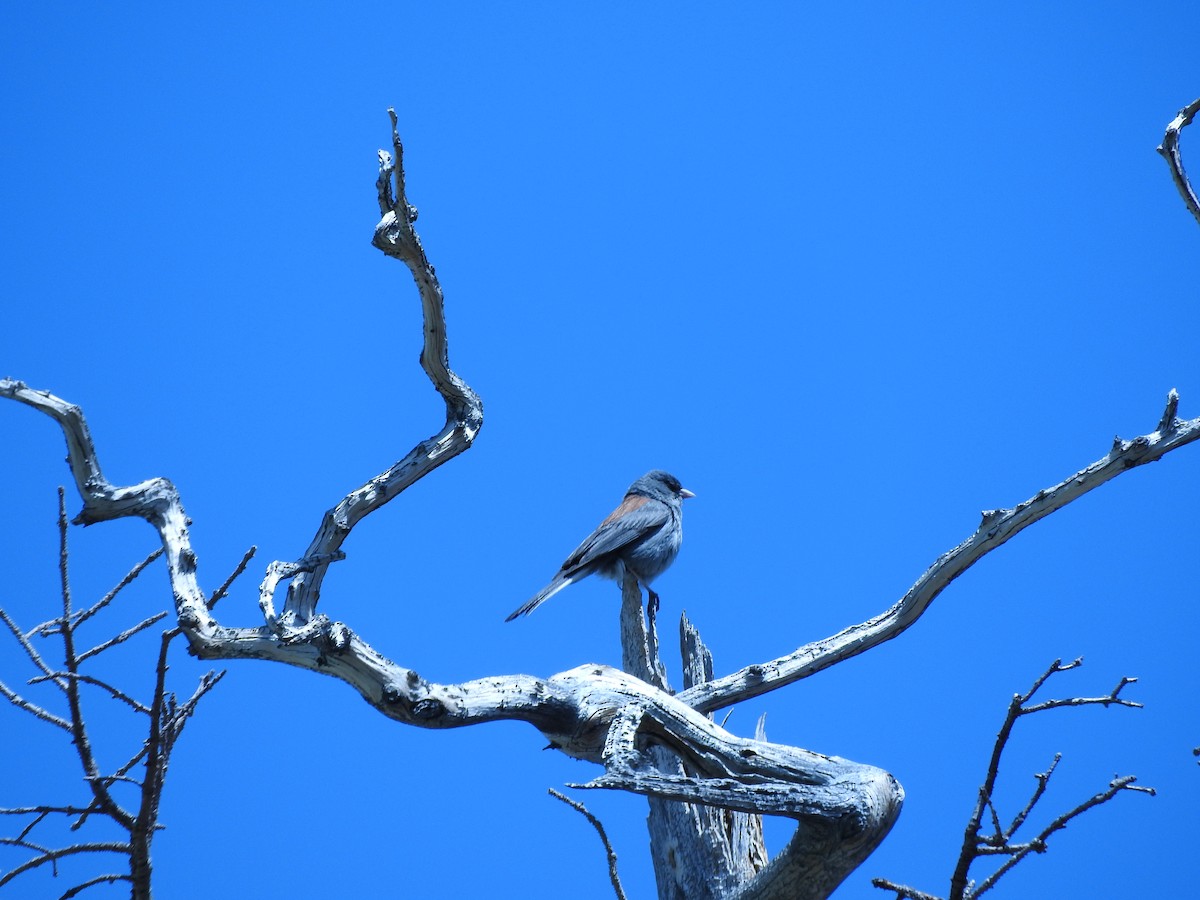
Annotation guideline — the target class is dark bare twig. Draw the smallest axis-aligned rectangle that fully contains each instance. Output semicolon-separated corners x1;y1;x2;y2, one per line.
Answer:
0;492;222;898
76;612;169;664
1003;753;1060;841
0;806;97;818
0;678;72;731
37;548;164;635
970;776;1153;897
0;607;59;682
0;840;131;887
875;659;1151;900
59;873;133;899
28;672;150;715
55;490;131;830
549;789;627;900
208;546;256;610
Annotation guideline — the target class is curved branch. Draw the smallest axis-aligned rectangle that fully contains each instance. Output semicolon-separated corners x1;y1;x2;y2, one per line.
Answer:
282;108;484;623
678;389;1200;714
1157;96;1200;227
0;841;131;888
0;380;216;644
548;789;627;900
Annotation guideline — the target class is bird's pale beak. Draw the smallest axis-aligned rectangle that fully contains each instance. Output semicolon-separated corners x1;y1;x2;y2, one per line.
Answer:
680;488;696;499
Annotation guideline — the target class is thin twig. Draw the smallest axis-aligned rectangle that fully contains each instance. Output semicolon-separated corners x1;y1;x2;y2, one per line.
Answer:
0;841;131;887
549;789;627;900
72;549;164;628
1020;675;1140;715
970;777;1153;898
678;391;1200;715
53;490;130;830
16;810;49;843
0;678;72;731
0;806;97;816
43;548;164;634
208;546;256;609
167;669;225;746
0;607;60;684
59;873;133;899
67;735;160;832
1005;754;1060;840
944;659;1149;900
28;672;150;715
75;612;169;664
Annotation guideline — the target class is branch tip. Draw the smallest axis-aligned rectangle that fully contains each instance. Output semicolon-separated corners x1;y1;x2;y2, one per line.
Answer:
548;789;627;900
1157;388;1180;433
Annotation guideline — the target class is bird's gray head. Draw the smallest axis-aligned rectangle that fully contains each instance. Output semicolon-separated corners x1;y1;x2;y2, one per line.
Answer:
629;470;695;503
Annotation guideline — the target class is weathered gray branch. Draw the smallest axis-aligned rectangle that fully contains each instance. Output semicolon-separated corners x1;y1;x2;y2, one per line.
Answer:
280;107;484;625
620;575;898;900
677;389;1200;715
1157;96;1200;227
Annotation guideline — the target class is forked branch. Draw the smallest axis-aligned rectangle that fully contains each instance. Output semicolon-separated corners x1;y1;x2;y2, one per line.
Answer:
281;107;484;624
872;659;1153;900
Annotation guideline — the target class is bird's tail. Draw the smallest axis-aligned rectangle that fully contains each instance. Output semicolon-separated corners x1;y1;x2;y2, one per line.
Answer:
504;575;574;622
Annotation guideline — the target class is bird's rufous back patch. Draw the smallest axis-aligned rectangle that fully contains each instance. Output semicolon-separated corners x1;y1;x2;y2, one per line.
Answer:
601;493;650;525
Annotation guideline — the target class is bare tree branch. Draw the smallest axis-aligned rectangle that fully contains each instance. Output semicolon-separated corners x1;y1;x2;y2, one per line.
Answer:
27;672;151;715
0;496;221;898
678;389;1200;715
1003;753;1059;840
279;107;484;624
549;789;628;900
0;607;61;685
969;776;1153;898
0;677;72;731
872;659;1153;900
0;806;97;817
208;546;256;610
54;489;134;831
1157;96;1200;227
0;841;131;887
34;547;165;635
75;612;169;664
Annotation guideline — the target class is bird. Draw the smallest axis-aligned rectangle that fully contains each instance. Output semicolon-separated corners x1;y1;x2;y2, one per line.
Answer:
505;470;694;621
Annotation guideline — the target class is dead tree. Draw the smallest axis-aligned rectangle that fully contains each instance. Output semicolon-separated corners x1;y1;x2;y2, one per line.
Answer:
3;99;1198;899
0;492;226;899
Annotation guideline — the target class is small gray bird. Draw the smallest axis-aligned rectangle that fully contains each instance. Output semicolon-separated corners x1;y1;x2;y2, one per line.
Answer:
505;470;694;621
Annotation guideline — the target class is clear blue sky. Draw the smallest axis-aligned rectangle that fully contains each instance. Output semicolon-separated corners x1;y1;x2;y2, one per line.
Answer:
3;4;1198;898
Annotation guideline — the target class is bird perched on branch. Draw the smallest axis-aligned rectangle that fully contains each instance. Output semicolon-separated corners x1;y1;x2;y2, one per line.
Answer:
505;470;694;621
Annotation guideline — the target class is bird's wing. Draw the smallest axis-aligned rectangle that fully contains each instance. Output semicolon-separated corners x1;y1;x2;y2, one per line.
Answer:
503;496;669;622
560;495;668;576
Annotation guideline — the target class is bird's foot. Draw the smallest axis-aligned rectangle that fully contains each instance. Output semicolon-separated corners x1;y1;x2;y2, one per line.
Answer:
647;589;660;616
